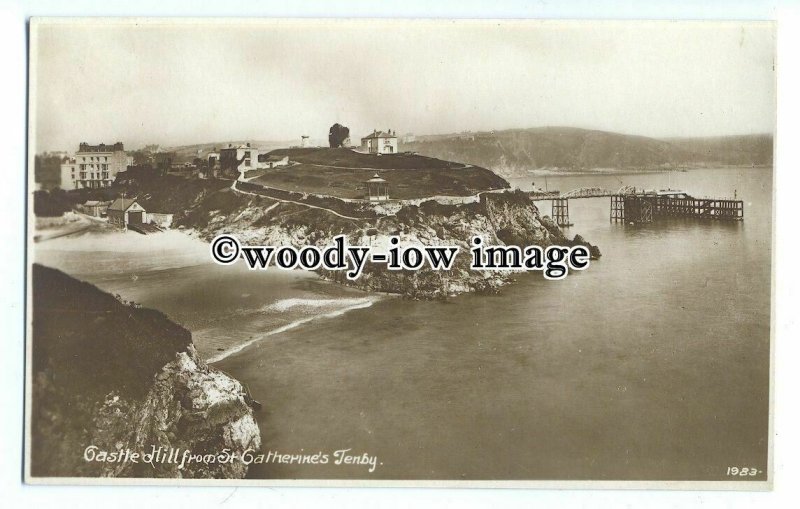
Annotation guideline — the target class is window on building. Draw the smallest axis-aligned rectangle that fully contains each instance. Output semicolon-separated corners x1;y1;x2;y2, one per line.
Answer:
244;159;251;167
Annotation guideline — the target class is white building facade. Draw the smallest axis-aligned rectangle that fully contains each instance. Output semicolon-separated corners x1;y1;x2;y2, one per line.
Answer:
220;143;293;177
361;130;398;154
60;142;133;190
220;143;258;174
258;154;289;169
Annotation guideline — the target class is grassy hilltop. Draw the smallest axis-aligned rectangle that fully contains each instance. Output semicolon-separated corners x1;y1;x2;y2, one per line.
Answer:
251;148;509;200
32;147;509;223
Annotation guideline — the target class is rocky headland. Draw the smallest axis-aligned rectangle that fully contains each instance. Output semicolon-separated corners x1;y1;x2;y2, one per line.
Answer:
34;149;601;300
30;264;261;478
181;185;600;299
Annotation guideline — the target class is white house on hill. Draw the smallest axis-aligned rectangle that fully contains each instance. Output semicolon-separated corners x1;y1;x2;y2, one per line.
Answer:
219;143;291;177
219;143;258;173
361;130;398;154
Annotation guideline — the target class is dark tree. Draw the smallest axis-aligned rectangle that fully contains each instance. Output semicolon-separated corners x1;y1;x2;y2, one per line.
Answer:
328;123;350;148
33;190;73;217
33;153;63;190
129;149;154;166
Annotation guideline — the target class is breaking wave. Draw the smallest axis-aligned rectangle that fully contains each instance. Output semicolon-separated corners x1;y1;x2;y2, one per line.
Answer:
261;297;374;313
208;296;377;363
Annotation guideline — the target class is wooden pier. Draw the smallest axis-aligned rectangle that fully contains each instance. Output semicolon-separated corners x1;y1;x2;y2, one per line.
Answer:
532;186;744;225
609;195;743;223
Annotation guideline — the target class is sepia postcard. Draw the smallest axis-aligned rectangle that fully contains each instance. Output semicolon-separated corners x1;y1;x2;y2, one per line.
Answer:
25;18;775;489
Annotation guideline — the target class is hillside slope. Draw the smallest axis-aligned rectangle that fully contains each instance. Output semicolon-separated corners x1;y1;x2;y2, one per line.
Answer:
402;127;773;177
664;134;773;166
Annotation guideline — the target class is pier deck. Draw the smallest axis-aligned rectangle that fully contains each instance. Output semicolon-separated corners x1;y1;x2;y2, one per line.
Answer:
530;186;743;225
610;195;743;223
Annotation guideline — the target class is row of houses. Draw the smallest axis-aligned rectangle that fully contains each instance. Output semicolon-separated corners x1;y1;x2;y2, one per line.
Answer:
60;143;208;187
58;127;408;205
59;128;406;190
213;129;405;167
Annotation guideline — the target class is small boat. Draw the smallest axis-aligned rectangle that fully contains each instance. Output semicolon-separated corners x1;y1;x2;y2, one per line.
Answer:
242;383;262;410
217;368;263;410
247;396;263;411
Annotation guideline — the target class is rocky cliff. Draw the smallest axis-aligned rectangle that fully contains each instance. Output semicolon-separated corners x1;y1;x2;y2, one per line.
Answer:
30;264;261;479
182;188;599;299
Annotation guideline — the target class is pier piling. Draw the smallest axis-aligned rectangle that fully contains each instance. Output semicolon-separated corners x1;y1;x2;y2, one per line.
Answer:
610;195;625;221
610;195;743;223
552;198;572;227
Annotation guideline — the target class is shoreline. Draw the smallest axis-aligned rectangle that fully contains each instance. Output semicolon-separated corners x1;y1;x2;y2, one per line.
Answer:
206;296;378;363
519;165;772;178
33;227;389;365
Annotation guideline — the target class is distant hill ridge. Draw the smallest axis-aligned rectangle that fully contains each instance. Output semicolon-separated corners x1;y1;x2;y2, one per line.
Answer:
34;127;773;187
400;127;772;177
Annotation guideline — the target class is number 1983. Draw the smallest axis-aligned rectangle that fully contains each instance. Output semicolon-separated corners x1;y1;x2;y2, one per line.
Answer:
726;466;762;477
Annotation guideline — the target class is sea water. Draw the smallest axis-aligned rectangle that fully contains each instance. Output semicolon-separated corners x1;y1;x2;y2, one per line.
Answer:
35;166;772;481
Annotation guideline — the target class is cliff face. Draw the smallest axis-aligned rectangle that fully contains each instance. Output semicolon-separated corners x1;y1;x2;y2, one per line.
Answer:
184;189;598;299
30;264;261;478
323;192;568;298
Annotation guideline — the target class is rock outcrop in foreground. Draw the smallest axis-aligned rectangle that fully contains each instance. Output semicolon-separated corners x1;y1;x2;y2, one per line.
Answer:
30;264;261;478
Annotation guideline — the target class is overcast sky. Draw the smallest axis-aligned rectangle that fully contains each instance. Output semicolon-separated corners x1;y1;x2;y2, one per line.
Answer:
32;19;775;152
